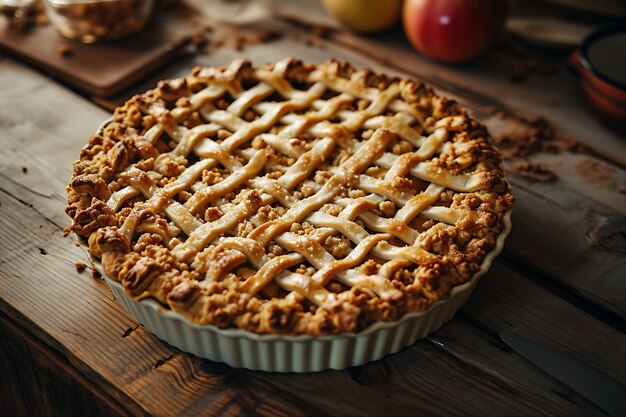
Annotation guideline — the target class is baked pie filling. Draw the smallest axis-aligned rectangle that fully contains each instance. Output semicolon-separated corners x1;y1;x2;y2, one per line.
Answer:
66;59;513;335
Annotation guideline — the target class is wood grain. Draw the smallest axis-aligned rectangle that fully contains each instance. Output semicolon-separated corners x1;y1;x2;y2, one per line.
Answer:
0;186;612;416
0;97;620;417
2;5;626;415
464;261;626;385
0;313;128;417
504;184;626;319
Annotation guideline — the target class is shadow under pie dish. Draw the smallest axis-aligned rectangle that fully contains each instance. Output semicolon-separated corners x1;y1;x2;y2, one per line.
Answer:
66;58;513;372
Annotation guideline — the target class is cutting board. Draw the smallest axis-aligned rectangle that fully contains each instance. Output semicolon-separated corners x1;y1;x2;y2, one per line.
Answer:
0;12;196;97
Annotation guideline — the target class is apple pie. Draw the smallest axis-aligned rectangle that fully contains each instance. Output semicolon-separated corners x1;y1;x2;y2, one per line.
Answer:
66;59;513;336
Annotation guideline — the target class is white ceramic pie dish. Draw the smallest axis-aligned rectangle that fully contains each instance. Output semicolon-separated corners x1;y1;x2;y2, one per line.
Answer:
99;211;511;372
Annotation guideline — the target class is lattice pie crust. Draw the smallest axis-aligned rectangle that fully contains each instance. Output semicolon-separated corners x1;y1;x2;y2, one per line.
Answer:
66;59;513;336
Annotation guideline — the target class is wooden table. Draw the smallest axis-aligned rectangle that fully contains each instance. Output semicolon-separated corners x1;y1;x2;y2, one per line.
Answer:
1;1;625;415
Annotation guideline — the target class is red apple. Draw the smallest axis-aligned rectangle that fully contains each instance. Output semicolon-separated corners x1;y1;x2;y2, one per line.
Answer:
403;0;507;63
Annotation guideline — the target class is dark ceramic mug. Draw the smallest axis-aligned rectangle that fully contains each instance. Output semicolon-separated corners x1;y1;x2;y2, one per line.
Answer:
569;26;626;136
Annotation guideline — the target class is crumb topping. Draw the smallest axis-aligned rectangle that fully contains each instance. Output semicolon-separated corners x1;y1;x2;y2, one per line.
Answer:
66;59;512;335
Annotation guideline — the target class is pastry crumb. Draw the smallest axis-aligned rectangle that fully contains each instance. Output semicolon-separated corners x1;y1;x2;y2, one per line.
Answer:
255;29;283;43
57;44;73;57
75;262;87;273
310;25;332;39
575;158;616;186
91;267;102;280
191;31;210;50
511;162;557;183
21;166;28;173
494;116;559;159
493;114;591;160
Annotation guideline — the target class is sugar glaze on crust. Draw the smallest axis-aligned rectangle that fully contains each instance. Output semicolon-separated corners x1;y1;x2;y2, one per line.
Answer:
66;59;513;335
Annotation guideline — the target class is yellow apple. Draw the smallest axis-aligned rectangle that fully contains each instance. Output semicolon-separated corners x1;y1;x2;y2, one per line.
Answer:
322;0;403;33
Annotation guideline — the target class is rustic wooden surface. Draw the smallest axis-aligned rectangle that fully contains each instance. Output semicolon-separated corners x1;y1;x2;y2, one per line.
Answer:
1;1;625;416
0;312;127;417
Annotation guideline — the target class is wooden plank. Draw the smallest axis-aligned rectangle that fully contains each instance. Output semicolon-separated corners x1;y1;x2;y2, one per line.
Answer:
0;313;128;417
0;195;152;416
505;183;626;319
1;187;607;416
463;261;626;385
0;191;611;417
241;339;604;417
0;59;109;217
1;57;623;416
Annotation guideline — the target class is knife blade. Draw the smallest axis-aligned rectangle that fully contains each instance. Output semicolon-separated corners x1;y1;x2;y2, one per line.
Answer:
500;332;626;417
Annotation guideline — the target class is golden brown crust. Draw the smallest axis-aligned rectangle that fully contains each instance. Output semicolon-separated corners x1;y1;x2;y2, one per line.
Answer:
66;59;513;335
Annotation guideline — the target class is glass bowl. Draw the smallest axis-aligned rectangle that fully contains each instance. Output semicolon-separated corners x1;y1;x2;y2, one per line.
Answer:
43;0;155;43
